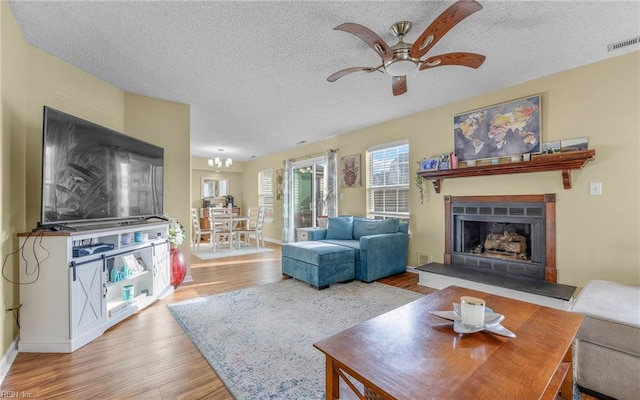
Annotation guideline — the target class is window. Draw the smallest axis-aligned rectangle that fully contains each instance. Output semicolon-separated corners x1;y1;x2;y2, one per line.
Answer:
366;141;409;220
258;168;274;222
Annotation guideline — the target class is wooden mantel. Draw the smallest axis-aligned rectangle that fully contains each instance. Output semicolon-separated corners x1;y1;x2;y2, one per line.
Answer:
418;149;595;193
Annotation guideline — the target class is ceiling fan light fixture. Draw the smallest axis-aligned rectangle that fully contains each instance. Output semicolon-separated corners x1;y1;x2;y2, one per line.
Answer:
418;35;434;51
384;59;418;76
423;59;442;68
328;0;486;94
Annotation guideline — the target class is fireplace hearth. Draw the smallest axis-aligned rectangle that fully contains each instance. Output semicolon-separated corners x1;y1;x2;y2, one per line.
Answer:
444;194;557;283
417;194;576;307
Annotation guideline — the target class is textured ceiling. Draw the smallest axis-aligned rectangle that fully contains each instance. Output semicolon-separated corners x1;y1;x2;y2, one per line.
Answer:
8;1;640;162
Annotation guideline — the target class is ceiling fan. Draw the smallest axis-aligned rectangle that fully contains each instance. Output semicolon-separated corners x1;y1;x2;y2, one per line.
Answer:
327;0;486;96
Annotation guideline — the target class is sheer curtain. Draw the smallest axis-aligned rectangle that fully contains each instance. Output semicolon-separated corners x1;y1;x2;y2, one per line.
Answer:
282;159;295;243
324;149;338;217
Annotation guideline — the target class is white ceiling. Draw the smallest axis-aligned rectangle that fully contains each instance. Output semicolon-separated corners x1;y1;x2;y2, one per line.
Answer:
8;1;640;162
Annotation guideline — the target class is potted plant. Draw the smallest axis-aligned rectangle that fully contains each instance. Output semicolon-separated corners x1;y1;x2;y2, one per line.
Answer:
415;160;425;204
317;186;337;228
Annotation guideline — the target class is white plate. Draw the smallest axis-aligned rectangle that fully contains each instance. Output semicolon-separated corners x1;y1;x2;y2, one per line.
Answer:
430;304;516;338
429;310;461;321
453;321;485;334
430;304;503;325
484;323;517;338
452;321;516;337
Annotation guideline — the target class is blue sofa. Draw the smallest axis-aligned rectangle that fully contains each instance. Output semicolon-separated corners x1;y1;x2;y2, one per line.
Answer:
283;216;409;285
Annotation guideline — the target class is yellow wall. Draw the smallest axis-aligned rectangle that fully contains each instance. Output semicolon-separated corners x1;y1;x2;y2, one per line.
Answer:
191;156;245;210
25;46;126;230
1;0;29;359
1;3;191;358
244;51;640;288
124;93;191;258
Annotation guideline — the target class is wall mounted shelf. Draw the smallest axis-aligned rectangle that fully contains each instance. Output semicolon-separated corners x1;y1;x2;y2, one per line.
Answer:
418;149;596;193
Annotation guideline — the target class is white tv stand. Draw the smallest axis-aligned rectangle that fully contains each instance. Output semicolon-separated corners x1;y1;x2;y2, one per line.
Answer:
17;221;173;353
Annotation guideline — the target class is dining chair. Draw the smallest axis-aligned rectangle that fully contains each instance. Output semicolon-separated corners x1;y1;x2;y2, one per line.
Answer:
191;208;214;250
235;207;265;249
212;215;237;252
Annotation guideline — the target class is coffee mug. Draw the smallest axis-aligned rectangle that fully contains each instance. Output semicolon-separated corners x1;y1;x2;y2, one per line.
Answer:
460;296;486;327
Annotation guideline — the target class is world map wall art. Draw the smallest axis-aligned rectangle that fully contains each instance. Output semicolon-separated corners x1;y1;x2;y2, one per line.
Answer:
454;95;541;161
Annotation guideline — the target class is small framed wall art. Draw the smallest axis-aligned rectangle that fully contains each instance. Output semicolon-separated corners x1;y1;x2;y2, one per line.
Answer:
340;154;361;188
275;168;284;200
438;153;450;170
560;137;588;151
420;158;439;172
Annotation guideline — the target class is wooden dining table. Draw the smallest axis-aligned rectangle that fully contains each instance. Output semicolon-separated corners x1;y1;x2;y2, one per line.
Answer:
313;285;584;400
211;215;249;249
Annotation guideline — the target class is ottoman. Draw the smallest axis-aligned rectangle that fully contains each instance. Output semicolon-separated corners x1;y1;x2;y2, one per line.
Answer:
570;280;640;400
281;241;355;289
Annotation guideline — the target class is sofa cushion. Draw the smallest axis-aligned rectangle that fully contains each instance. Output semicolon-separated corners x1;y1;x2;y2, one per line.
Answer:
282;241;354;265
353;218;399;239
571;280;640;356
323;239;361;260
326;216;353;240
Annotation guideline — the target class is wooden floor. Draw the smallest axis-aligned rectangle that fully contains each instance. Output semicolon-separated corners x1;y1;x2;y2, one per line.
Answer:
0;242;435;399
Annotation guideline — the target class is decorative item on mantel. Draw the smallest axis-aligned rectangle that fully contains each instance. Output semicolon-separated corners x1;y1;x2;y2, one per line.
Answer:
166;215;187;288
417;149;596;193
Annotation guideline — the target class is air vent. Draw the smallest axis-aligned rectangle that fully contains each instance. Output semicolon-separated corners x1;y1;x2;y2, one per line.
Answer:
479;207;492;215
494;207;508;215
526;208;543;216
452;207;465;214
465;207;478;214
608;36;640;52
417;253;431;265
509;207;525;216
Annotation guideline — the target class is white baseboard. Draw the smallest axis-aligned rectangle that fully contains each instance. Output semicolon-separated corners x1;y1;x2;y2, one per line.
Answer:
0;335;19;385
264;237;281;245
183;274;194;284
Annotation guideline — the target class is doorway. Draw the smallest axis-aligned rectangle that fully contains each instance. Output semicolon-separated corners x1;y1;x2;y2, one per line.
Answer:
291;157;325;230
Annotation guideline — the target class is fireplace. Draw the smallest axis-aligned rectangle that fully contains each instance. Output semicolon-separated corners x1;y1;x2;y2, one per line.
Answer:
444;194;557;283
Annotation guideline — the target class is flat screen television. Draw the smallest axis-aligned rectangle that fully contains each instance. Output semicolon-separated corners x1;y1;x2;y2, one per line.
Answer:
41;106;164;227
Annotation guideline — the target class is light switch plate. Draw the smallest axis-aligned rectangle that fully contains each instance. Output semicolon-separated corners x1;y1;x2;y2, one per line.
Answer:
589;182;602;195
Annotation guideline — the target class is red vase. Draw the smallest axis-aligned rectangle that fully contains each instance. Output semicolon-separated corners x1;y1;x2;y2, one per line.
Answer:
170;247;187;288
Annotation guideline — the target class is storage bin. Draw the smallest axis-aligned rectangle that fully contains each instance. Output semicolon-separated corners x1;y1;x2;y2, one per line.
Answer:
122;284;135;301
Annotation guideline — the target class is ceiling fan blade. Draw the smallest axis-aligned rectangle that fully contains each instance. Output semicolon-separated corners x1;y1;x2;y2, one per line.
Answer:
392;76;407;96
327;67;379;82
410;0;483;59
419;52;486;70
334;23;394;61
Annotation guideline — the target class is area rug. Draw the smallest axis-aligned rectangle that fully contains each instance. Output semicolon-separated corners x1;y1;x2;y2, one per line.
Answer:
167;279;424;399
191;246;274;260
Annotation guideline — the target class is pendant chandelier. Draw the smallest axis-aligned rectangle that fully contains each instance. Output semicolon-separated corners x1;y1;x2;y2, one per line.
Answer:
208;149;232;168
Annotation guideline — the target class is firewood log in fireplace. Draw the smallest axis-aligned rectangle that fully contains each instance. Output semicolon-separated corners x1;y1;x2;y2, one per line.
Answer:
484;231;527;259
